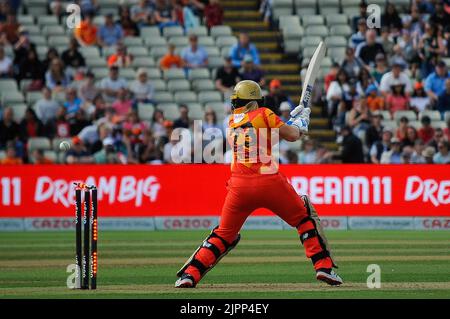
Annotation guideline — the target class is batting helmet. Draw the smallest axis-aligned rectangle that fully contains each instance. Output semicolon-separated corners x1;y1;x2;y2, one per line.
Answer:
230;80;263;110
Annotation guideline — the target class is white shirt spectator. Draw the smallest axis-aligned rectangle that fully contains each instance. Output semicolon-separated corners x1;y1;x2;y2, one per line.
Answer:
326;81;350;102
129;80;154;101
0;55;12;76
100;76;128;103
34;98;60;124
379;71;412;95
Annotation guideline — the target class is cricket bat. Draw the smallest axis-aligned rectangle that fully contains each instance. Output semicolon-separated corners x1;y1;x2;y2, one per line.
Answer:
288;41;326;123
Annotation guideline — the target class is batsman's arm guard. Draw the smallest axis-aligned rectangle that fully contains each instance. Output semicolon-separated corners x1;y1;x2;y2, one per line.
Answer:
176;227;241;278
300;195;338;268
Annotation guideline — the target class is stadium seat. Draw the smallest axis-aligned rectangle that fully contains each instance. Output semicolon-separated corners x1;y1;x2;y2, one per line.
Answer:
282;26;305;40
198;91;223;104
305;26;328;37
164;69;185;80
198;36;215;47
87;57;108;68
29;35;47;46
137;103;155;121
132;57;155;68
300;36;322;47
37;15;59;27
284;40;302;54
145;37;167;48
409;121;421;130
419;110;441;122
163;26;184;38
330;25;352;37
210;26;232;38
151;79;166;91
124;37;143;46
0;79;18;92
92;67;109;79
342;6;360;17
188;26;208;37
216;36;238;48
295;7;316;17
189;68;210;80
325;36;347;47
302;15;325;26
11;104;27;123
205;102;226;115
157;103;179;120
382;120;396;131
80;47;101;58
147;68;162;79
28;137;51;152
444;111;450;123
372;110;392;121
272;0;294;21
302;46;318;59
18;15;34;25
168;79;191;92
279;16;301;30
140;26;161;39
150;46;169;60
327;47;346;63
153;92;174;103
432;121;447;129
192;79;215;91
2;92;24;105
120;68;137;80
205;47;221;57
128;47;148;57
174;91;197;103
48;36;70;47
207;56;224;69
27;92;43;105
394;111;417;122
42;25;65;36
186;103;204;119
326;14;348;26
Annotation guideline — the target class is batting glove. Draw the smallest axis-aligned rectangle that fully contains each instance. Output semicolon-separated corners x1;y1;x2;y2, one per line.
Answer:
289;107;311;133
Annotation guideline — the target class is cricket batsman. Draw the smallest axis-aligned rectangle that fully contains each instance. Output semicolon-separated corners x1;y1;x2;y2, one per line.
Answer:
175;80;343;288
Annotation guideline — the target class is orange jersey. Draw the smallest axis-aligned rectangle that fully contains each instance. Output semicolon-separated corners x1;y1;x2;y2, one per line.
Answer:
228;106;284;175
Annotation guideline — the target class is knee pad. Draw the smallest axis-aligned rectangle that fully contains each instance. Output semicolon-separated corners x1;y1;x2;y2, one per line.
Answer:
176;226;241;279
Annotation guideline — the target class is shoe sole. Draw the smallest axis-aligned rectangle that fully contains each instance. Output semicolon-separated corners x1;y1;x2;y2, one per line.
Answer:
316;272;343;286
175;278;195;288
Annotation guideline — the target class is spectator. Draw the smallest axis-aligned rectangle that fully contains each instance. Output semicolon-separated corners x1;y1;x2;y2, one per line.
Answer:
386;83;410;114
418;115;435;144
428;128;446;152
396;116;409;141
370;128;393;163
78;71;100;104
371;53;389;84
0;13;19;45
341;47;364;79
100;65;128;103
215;56;240;95
69;108;90;137
204;0;223;28
32;149;53;164
424;61;450;106
129;68;155;103
19;108;44;142
444;118;450;141
123;110;149;134
365;113;383;149
351;1;368;32
229;33;260;68
418;23;445;78
380;137;402;164
119;5;140;37
0;44;12;77
381;2;402;32
347;96;371;138
202;107;222;133
326;68;351;119
410;81;431;112
151;109;168;141
174;1;199;31
138;131;163;164
350;18;367;49
97;13;124;48
429;2;450;32
12;26;34;66
433;141;450;163
160;43;184;69
45;58;70;92
298;139;317;164
264;79;293;116
112;88;133;117
93;137;121;164
379;61;412;97
397;29;416;63
15;50;42;90
390;44;408;69
356;29;385;68
0;107;20;148
130;0;155;27
74;13;98;47
437;78;450;118
42;47;60;72
279;101;291;122
173;104;191;129
61;38;86;78
401;145;414;164
324;62;340;92
380;27;395;57
107;43;133;68
181;34;208;69
240;54;265;87
65;136;94;164
421;146;435;164
79;0;99;16
339;126;365;163
47;106;71;138
154;0;178;30
402;126;419;148
411;139;426;163
34;87;60;125
0;143;22;164
63;87;83;117
365;84;385;111
356;68;372;95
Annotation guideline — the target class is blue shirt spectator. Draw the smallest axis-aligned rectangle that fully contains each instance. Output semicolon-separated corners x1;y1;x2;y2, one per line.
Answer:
229;33;260;68
181;35;208;69
63;88;82;115
425;62;450;103
97;14;124;47
437;78;450;118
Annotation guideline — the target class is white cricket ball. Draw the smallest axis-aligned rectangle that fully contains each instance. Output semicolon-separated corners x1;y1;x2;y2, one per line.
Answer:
59;141;71;151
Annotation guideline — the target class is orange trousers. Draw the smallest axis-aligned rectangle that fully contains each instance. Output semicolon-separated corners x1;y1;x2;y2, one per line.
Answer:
185;173;334;282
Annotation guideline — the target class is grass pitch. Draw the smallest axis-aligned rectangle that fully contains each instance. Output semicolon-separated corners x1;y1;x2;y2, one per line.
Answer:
0;230;449;299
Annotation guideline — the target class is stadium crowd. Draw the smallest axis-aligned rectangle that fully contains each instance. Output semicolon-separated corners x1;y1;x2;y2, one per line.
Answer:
0;0;449;165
